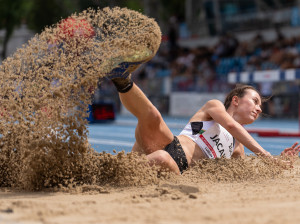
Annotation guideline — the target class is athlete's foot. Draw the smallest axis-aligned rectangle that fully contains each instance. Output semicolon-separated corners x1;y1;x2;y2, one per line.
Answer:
104;48;154;93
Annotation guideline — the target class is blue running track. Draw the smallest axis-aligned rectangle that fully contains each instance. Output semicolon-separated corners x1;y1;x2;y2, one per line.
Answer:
88;115;300;156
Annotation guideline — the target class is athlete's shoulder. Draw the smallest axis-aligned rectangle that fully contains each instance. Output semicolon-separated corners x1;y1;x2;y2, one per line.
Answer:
205;99;225;108
194;99;225;120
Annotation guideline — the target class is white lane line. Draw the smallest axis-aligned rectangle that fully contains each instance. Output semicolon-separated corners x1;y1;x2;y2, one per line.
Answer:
254;137;300;143
115;118;299;131
88;138;134;147
114;119;186;129
88;132;134;138
88;133;297;146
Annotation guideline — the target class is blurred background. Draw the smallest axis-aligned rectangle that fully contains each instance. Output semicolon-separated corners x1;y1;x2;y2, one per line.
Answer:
1;0;300;120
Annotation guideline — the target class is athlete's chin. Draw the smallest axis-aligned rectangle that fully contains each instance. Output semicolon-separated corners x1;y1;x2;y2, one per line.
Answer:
243;116;256;125
250;116;259;123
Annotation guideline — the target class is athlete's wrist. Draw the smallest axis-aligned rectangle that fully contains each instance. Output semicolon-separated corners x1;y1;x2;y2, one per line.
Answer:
257;150;272;158
264;151;272;157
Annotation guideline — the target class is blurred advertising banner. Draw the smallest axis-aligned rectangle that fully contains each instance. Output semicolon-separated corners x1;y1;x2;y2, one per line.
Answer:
228;69;300;83
169;92;225;117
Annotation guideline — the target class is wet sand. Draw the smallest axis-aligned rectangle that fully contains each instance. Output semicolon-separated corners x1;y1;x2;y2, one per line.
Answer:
1;159;300;224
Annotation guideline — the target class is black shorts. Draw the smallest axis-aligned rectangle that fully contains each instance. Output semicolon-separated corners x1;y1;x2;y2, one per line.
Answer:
164;136;188;174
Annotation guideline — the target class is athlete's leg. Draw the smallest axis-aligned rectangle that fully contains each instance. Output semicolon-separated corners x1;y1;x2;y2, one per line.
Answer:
100;35;178;171
119;83;173;154
147;150;180;174
105;56;173;155
107;71;180;173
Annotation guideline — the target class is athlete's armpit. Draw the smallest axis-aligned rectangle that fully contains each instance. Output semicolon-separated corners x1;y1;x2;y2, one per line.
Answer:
231;141;245;159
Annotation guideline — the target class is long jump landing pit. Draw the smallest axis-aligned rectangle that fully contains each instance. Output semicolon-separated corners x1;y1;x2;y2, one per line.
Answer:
1;6;300;224
1;158;300;224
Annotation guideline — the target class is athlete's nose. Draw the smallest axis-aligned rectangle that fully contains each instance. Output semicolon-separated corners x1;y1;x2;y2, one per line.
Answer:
256;104;262;114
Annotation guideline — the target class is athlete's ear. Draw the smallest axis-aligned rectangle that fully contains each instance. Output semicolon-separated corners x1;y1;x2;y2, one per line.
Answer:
231;96;239;107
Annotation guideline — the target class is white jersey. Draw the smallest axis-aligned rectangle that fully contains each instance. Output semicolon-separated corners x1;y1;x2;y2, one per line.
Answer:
179;121;235;159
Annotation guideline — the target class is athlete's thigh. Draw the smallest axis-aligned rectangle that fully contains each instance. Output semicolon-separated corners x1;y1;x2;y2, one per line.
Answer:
135;117;173;154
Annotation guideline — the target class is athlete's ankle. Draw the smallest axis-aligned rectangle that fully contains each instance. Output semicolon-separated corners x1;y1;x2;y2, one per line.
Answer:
111;74;133;93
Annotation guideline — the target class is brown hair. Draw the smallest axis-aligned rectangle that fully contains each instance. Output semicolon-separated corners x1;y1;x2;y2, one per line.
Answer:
224;84;264;110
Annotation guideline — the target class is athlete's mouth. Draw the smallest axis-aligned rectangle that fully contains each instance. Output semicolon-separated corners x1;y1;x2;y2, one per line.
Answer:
251;112;258;118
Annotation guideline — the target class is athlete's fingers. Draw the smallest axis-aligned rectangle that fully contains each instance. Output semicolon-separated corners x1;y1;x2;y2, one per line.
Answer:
290;143;300;154
284;144;300;157
288;142;298;150
281;147;291;155
294;144;300;154
286;142;298;152
291;142;299;149
281;142;299;156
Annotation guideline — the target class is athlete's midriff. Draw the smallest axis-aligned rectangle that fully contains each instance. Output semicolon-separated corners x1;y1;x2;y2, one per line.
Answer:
177;135;207;166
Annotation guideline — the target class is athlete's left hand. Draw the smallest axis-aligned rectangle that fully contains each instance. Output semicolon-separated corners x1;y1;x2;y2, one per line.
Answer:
280;142;300;167
281;142;300;157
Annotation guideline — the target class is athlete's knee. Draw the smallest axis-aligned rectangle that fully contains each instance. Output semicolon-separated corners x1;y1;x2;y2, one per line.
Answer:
148;150;168;162
131;142;145;155
144;106;163;127
147;150;180;174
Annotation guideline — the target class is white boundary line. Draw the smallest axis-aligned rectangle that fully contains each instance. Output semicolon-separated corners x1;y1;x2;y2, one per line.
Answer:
88;138;133;147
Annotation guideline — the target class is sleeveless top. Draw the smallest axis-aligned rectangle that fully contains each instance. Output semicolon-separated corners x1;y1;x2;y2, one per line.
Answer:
179;121;235;159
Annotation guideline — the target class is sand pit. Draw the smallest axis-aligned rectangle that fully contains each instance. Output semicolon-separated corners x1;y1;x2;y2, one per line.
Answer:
1;158;300;224
1;6;300;224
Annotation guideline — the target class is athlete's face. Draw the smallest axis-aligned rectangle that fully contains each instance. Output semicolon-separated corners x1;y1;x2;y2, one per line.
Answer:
233;89;262;125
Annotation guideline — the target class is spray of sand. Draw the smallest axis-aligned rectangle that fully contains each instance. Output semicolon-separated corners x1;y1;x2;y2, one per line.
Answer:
0;7;290;191
0;7;161;190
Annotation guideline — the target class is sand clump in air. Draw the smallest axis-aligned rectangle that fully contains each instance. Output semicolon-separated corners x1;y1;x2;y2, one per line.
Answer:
0;7;162;191
0;6;293;192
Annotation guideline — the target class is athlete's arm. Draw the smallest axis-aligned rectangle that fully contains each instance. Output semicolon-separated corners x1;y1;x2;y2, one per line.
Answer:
203;100;271;157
